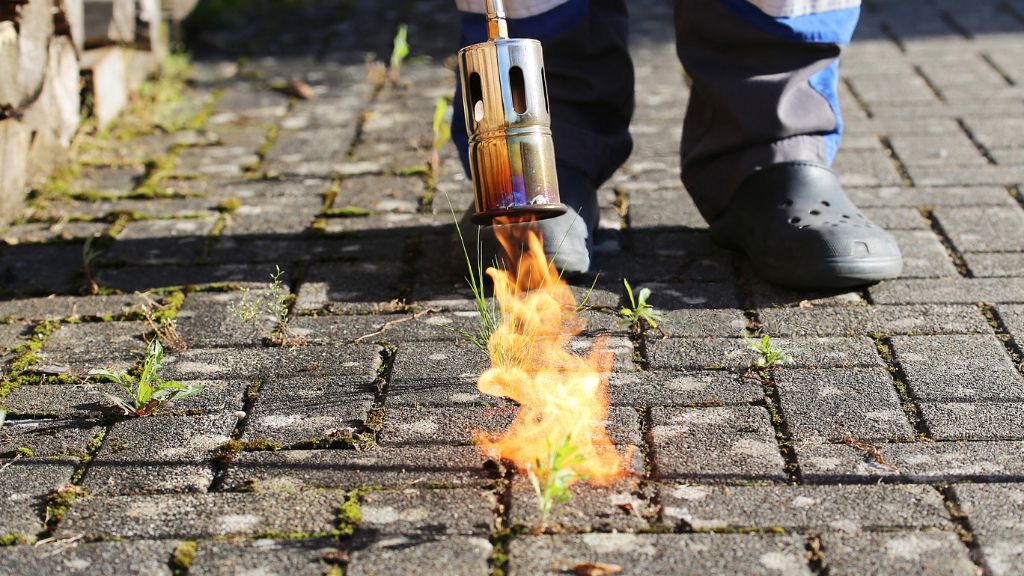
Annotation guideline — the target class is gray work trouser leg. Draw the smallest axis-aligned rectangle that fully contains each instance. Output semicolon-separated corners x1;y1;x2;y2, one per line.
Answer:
453;0;859;223
675;0;859;222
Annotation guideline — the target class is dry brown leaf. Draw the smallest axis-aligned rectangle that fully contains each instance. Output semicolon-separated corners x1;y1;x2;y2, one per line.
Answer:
573;562;623;576
287;78;315;100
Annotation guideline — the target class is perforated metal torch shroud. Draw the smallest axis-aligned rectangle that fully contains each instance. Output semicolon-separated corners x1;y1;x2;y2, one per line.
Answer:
458;3;567;225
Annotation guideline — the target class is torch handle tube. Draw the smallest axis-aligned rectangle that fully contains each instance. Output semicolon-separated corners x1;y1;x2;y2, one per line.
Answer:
486;0;509;39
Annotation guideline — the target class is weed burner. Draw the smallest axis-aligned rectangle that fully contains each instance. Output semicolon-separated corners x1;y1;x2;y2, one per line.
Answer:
459;0;567;225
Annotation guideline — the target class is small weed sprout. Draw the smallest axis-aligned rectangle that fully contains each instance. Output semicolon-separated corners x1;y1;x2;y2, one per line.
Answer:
526;435;586;530
137;291;187;352
618;279;664;335
743;331;792;370
81;236;102;295
428;96;452;189
231;266;298;346
388;23;410;83
91;339;202;417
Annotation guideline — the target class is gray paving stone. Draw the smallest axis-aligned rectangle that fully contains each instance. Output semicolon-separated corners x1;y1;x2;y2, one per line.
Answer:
965;252;1024;278
0;458;78;541
954;483;1024;576
163;343;381;381
631;281;742;310
659;308;750;338
759;304;988;337
347;536;492;576
0;419;102;458
890;230;960;278
934;206;1024;253
356;488;494;537
776;369;914;442
293;261;404;314
93;263;292;293
892;335;1024;400
223;446;494;492
222;196;323;236
999;304;1024;344
607;369;763;406
860;207;931;231
821;531;977;576
796;440;1024;482
508;477;651;532
84;414;236;496
651;406;787;481
189;539;336;576
204;235;342;264
846;186;1017;208
289;311;480;344
745;277;867;308
389;339;491;393
101;218;217;265
919;402;1024;441
58;492;344;540
660;484;949;532
242;376;376;446
0;540;179;576
773;337;885;369
871;278;1024;304
0;322;28;355
507;533;812;576
1;379;245;418
176;291;279;348
39;321;148;376
0;243;83;295
1;221;109;244
0;295;141;322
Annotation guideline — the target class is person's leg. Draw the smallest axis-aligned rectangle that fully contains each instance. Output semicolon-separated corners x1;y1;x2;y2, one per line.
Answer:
452;0;634;274
674;0;902;288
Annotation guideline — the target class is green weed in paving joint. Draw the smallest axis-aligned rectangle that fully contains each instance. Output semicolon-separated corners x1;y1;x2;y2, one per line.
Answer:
389;24;410;82
90;340;203;417
618;279;664;335
743;331;793;370
232;265;291;329
527;435;586;529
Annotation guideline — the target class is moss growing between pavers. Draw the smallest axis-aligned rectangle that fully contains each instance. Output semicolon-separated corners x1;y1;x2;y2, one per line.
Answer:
213;438;284;467
321;206;374;218
1;321;67;399
0;534;27;546
45;485;86;527
170;540;197;574
336;488;371;537
217;197;243;213
70;428;108;484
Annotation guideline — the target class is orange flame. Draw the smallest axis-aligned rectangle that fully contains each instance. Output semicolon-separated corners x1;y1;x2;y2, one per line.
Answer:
473;221;626;485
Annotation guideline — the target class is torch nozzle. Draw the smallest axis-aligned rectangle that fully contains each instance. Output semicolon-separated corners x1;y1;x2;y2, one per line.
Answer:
486;0;509;39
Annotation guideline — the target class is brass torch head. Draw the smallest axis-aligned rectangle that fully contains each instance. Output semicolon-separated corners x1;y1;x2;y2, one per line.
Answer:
458;1;567;225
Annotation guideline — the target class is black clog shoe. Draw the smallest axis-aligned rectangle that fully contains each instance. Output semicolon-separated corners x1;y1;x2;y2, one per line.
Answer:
710;162;903;289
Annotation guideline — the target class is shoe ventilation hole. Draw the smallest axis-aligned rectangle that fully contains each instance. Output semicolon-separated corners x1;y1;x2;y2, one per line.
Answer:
821;200;831;207
857;213;865;219
799;224;810;229
789;217;801;224
809;209;821;216
842;214;850;219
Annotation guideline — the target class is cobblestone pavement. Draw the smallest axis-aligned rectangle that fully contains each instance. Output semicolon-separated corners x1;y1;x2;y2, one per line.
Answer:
2;0;1024;574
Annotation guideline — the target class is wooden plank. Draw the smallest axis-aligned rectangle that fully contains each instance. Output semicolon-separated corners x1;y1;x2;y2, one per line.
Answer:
81;46;127;129
135;0;164;57
83;0;135;46
0;119;31;222
54;0;86;53
0;0;55;113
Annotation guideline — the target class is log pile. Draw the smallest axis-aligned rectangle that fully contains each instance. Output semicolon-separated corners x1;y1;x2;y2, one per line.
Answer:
0;0;192;222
